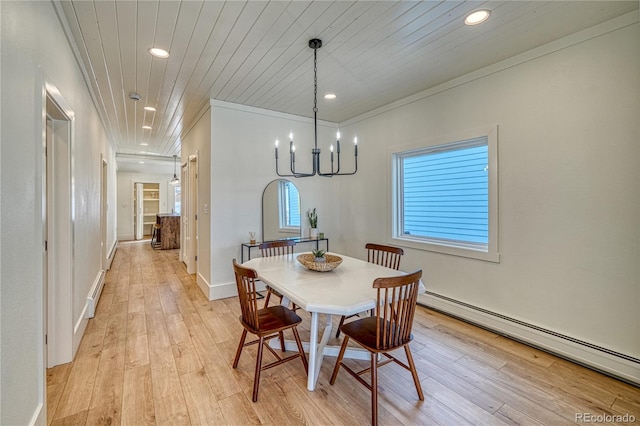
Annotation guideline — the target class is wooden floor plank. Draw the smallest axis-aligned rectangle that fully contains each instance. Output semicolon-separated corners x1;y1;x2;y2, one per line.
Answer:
122;365;155;425
85;342;125;425
125;333;150;370
218;392;262;425
46;241;640;425
179;369;226;424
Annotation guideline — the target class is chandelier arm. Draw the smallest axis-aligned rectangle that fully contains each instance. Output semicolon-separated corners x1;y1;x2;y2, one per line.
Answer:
290;149;317;177
331;155;358;176
318;153;359;176
274;156;296;178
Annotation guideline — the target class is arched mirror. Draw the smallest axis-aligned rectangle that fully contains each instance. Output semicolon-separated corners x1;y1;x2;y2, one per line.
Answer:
262;179;301;241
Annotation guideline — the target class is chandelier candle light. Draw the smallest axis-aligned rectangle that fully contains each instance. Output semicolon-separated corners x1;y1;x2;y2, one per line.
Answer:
274;38;358;178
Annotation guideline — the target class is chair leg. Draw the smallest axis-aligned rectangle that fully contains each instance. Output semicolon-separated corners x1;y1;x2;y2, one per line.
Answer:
278;331;286;352
335;315;347;338
252;336;265;402
292;327;308;373
371;352;378;426
404;345;424;400
329;336;349;384
232;329;248;368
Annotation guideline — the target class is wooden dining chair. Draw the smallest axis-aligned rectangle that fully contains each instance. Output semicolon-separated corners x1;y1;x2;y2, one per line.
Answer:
329;270;424;426
366;242;404;270
231;259;308;402
259;240;297;309
336;243;404;338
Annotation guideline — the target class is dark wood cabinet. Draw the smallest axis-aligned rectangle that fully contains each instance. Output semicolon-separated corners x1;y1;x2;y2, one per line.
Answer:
156;214;180;249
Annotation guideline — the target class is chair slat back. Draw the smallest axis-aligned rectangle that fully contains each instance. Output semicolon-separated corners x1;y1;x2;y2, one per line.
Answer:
232;259;261;330
373;270;422;350
366;243;404;270
259;240;296;257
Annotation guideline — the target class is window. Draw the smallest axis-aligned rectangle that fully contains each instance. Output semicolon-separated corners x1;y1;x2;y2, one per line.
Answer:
279;181;300;228
174;186;181;215
392;127;499;262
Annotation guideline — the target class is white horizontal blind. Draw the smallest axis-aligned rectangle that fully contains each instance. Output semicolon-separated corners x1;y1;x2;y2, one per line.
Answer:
284;181;300;227
401;137;488;246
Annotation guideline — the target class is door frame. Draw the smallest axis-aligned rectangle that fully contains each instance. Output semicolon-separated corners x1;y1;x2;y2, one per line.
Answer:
43;82;74;370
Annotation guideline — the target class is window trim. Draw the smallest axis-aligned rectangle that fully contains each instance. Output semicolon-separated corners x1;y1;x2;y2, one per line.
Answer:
389;125;499;262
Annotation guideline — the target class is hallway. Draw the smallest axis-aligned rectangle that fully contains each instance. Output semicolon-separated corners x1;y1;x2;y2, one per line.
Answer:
46;242;640;425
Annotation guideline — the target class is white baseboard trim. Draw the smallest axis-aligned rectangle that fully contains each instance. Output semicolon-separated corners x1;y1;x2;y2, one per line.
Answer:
29;402;44;426
73;303;89;357
117;233;134;241
201;279;267;301
210;281;238;300
196;272;212;299
420;292;640;386
105;239;117;270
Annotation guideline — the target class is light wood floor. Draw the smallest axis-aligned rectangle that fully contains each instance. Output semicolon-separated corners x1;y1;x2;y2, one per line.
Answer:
47;241;640;425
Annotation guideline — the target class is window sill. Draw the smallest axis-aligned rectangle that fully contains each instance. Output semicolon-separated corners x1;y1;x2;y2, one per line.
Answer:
391;236;500;263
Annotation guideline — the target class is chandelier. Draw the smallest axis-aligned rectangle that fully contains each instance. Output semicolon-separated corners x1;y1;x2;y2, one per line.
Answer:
274;39;358;178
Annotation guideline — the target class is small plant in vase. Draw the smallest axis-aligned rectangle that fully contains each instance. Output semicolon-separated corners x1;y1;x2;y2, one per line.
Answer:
312;249;326;263
307;208;319;239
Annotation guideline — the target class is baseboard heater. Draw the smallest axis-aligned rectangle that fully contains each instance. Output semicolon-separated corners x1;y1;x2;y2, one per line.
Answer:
86;270;106;318
420;291;640;386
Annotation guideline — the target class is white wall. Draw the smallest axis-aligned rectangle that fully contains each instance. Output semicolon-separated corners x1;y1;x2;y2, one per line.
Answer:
203;101;344;299
181;106;212;295
339;17;639;382
0;1;117;424
116;171;175;241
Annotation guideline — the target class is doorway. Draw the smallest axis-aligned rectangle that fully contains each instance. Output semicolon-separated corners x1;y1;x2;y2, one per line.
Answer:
133;182;160;240
181;154;198;274
101;157;108;269
44;91;73;367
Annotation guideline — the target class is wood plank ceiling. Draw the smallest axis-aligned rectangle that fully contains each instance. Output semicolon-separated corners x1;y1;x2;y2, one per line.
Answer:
57;1;638;159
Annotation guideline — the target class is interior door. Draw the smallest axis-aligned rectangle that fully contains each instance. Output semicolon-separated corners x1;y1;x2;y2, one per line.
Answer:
182;156;198;274
134;182;144;240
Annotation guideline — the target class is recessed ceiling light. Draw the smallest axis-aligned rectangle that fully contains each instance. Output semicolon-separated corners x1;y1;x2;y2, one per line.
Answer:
324;93;336;100
140;143;148;146
148;47;169;58
144;106;156;112
138;161;145;164
464;9;491;26
142;125;152;130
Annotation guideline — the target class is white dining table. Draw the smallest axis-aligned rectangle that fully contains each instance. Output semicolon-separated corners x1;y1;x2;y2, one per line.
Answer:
243;252;424;391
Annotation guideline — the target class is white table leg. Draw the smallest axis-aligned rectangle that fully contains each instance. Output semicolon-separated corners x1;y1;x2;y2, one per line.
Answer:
267;299;369;390
307;312;334;390
307;312;319;391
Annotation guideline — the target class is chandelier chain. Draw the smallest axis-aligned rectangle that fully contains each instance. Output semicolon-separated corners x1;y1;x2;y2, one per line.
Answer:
313;47;318;113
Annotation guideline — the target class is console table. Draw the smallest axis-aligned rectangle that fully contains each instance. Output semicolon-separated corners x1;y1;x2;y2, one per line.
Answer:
241;237;329;263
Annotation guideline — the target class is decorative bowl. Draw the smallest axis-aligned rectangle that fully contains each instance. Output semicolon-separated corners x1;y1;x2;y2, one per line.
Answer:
297;253;342;272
